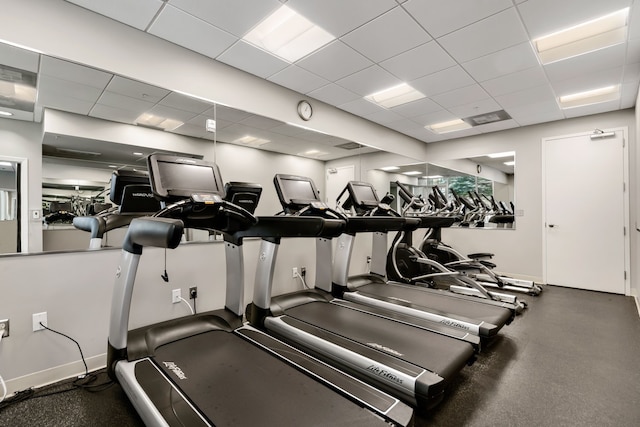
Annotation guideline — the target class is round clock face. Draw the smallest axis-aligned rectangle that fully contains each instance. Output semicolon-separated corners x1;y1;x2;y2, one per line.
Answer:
297;100;312;121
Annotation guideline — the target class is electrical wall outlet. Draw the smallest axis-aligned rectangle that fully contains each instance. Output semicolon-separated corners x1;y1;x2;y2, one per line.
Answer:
172;289;182;304
189;287;198;299
33;312;47;331
0;319;9;338
301;267;306;277
292;267;298;278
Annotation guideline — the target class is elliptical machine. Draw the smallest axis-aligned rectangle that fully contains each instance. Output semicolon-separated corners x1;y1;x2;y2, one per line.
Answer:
395;182;542;296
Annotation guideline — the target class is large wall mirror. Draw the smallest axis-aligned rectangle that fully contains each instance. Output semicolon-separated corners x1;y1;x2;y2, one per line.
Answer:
0;41;379;254
370;152;516;229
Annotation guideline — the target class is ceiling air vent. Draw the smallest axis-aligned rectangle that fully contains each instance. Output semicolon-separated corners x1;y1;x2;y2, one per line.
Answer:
463;110;511;127
336;142;361;150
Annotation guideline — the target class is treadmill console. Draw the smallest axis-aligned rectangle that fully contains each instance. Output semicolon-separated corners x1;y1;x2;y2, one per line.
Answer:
273;174;322;214
147;154;224;201
110;169;151;205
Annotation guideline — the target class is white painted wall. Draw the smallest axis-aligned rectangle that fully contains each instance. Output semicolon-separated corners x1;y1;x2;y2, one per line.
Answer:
427;110;635;283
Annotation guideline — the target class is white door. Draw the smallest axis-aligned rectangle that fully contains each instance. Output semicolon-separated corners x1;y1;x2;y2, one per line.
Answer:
325;165;355;208
544;131;627;293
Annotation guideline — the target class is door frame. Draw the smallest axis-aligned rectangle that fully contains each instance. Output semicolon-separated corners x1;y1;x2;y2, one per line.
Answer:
541;127;630;295
0;155;29;254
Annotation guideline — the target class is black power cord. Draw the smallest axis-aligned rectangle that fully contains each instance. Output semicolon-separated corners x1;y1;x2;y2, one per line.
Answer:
0;323;114;412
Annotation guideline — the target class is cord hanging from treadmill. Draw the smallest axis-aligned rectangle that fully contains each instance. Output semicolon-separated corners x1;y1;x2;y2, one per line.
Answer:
161;248;169;282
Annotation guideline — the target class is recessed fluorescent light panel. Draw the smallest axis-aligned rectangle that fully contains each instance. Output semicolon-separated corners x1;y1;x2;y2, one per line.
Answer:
426;119;472;134
0;65;37;112
0;110;13;116
297;149;329;158
135;113;183;131
487;151;515;159
233;135;271;147
558;85;620;109
380;166;400;171
365;83;426;108
503;161;515;166
533;8;629;64
243;5;334;62
403;171;422;176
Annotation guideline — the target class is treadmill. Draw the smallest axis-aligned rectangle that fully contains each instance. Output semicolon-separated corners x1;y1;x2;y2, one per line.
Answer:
73;170;160;249
246;174;477;411
107;155;414;427
332;181;517;338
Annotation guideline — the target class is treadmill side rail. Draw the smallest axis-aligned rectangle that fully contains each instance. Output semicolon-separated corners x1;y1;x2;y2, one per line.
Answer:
265;315;444;407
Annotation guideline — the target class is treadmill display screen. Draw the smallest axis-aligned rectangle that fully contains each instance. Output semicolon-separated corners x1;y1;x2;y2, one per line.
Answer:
157;160;221;194
280;178;318;202
350;183;379;207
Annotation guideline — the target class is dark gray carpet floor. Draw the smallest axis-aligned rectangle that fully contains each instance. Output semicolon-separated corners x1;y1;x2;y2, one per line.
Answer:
1;285;639;426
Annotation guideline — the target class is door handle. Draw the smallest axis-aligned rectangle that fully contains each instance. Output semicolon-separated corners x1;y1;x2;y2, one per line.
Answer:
548;224;556;228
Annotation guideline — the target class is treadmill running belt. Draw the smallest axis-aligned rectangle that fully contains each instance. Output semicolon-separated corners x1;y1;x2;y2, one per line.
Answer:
359;282;512;327
144;329;386;426
282;301;474;380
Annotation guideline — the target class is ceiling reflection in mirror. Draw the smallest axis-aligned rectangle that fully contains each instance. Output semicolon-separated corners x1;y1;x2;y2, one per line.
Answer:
0;41;382;253
376;153;515;229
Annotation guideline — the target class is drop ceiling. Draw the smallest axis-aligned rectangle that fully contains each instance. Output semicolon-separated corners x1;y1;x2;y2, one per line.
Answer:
1;0;639;165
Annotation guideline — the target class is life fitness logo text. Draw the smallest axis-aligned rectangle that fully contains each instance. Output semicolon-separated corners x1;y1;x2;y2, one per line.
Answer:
366;365;403;385
163;361;187;380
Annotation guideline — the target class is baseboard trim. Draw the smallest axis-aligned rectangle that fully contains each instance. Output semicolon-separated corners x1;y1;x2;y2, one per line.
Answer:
6;353;106;396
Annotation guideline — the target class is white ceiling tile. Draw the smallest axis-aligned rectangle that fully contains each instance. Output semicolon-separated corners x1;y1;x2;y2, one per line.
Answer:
626;38;640;64
217;41;289;79
148;104;199;122
37;94;95;115
447;98;502;119
89;104;141;124
495;84;557;108
481;66;548;97
38;75;104;103
544;44;626;83
335;65;401;96
505;99;562;120
308;84;361;105
297;41;372;81
0;43;39;72
267;65;329;94
39;56;112;89
66;0;164;30
623;62;640;83
476;119;519;133
437;8;529;63
148;5;238;59
168;0;282;37
391;97;442;118
159;92;214;114
551;66;623;97
629;2;640;40
431;84;490;109
517;0;633;40
415;109;461;126
403;0;513;38
410;66;475;97
214;105;254;122
463;42;539;82
380;41;456;81
286;0;397;37
341;7;432;63
338;98;385;117
620;81;639;107
97;91;155;114
562;99;621;118
105;76;170;103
